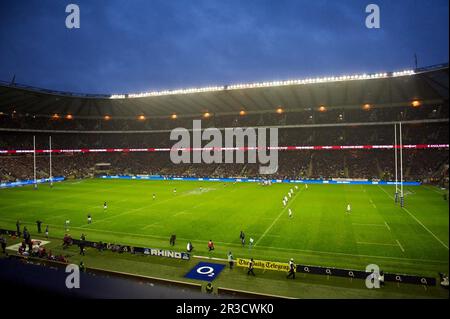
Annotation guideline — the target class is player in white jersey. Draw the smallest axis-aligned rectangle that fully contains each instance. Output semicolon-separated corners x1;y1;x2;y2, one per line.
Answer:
288;208;293;218
305;184;308;189
346;204;351;214
284;196;288;202
295;185;298;190
65;219;70;231
283;199;286;207
249;237;254;249
288;192;292;198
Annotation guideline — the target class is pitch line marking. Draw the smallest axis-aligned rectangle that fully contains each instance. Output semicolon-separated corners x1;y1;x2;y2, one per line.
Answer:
377;185;449;250
424;185;447;195
0;215;446;264
352;223;385;227
396;239;405;252
79;187;201;228
384;221;391;231
357;241;398;247
254;186;305;247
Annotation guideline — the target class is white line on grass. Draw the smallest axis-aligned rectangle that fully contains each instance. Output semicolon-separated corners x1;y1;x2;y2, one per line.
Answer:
424;185;447;195
193;255;228;262
357;241;398;247
1;215;446;265
80;188;198;228
352;223;385;227
254;186;305;247
377;185;449;250
384;221;391;231
396;239;405;252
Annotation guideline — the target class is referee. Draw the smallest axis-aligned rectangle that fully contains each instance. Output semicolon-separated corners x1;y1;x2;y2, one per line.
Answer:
287;258;296;279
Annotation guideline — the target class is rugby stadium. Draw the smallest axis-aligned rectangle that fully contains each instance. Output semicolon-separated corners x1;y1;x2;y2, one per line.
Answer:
0;63;448;299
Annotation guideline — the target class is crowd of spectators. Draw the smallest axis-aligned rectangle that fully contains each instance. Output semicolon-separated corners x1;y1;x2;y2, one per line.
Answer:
0;106;448;184
1;148;447;183
0;103;447;132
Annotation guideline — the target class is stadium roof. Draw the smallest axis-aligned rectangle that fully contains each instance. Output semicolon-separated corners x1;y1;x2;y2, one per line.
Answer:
0;63;448;119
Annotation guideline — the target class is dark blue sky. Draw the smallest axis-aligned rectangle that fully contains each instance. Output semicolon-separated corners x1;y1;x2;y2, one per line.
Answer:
0;0;448;94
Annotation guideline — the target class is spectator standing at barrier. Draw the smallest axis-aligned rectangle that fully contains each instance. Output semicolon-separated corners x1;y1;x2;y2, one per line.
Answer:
187;241;193;252
205;282;214;294
79;240;85;256
16;220;21;237
0;236;6;254
247;258;255;276
22;226;27;238
378;271;385;287
36;220;42;233
208;240;215;251
227;251;234;269
170;234;176;246
287;258;296;279
439;273;449;289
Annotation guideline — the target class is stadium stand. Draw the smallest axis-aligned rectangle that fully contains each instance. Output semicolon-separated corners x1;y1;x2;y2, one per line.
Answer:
0;65;448;186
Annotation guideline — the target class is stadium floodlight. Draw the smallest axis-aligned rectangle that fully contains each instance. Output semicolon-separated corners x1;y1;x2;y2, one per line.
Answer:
108;68;416;99
363;103;371;110
411;100;421;108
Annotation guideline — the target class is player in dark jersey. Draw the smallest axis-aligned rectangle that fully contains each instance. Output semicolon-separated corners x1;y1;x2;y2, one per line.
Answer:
239;230;245;246
247;258;255;276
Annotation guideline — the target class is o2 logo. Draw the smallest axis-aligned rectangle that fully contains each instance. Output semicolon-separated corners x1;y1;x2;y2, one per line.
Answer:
185;262;225;281
197;266;216;277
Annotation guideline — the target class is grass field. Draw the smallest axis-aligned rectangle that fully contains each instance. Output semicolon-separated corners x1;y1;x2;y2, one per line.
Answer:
0;179;448;298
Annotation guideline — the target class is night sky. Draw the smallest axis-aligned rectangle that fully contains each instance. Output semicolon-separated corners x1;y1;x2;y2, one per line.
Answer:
0;0;448;94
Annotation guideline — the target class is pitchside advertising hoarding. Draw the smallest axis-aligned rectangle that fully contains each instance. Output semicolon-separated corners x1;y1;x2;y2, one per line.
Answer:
0;143;448;154
0;228;436;286
100;175;422;186
0;174;422;189
70;238;190;260
236;258;436;286
0;176;65;189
